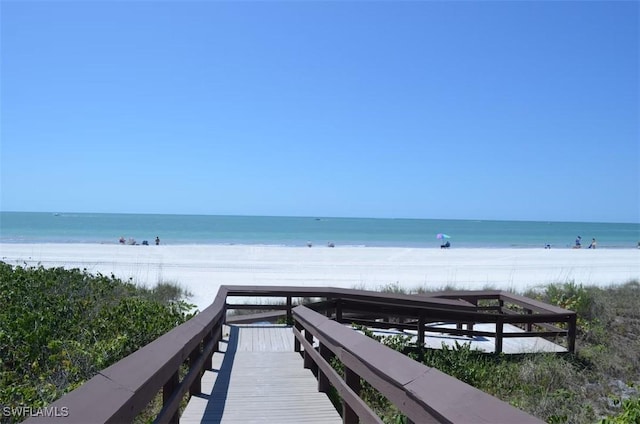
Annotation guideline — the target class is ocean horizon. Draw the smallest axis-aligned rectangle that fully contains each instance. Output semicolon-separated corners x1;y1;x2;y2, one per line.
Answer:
1;211;638;249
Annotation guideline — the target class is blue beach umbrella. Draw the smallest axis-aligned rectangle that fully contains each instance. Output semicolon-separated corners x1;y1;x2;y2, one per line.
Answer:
436;233;450;240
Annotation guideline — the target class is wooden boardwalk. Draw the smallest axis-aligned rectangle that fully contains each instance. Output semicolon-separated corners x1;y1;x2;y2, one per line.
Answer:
181;325;342;424
182;322;565;423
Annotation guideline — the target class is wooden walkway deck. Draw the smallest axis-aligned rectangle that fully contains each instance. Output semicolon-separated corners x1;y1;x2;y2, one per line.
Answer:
181;325;342;424
182;322;565;423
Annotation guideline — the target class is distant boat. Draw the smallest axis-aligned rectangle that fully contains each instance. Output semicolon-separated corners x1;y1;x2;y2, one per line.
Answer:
53;213;60;216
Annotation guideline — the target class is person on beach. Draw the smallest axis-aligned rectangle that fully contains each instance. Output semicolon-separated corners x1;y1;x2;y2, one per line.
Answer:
574;236;582;249
155;236;160;245
119;236;125;244
588;238;597;249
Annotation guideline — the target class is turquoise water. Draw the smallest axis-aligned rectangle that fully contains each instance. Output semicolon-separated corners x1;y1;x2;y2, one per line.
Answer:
0;212;638;248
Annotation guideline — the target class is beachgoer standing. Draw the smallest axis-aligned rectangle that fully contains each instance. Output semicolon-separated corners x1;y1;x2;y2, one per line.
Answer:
574;236;582;248
155;236;160;245
588;238;596;249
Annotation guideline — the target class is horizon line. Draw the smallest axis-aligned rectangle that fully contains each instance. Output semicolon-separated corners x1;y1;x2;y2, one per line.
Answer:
1;210;638;226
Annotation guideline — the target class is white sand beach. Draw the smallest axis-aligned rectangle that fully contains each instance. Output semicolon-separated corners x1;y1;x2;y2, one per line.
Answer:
1;243;639;312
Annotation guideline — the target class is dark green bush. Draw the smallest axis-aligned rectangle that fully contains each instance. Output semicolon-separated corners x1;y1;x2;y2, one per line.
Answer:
0;263;192;419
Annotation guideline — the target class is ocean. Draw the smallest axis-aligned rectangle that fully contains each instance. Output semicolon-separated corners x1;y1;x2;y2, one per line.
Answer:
1;212;638;249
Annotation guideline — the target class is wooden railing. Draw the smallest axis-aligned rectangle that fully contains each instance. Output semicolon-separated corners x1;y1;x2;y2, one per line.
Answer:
25;286;574;423
225;286;577;354
293;305;544;423
424;290;577;353
24;287;229;424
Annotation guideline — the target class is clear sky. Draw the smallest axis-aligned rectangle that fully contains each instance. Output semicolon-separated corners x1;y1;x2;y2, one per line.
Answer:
1;0;638;223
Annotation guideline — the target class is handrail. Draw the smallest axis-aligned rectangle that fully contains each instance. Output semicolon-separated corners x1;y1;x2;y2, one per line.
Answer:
24;287;230;424
223;286;577;354
24;285;575;423
293;305;544;423
224;285;477;310
424;289;571;314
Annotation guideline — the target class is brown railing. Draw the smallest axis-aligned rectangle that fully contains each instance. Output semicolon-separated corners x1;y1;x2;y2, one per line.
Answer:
424;290;577;353
293;305;544;423
24;287;229;424
25;286;574;423
226;286;577;354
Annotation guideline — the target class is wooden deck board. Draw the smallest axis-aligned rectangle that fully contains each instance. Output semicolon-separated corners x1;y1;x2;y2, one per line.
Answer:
181;325;341;424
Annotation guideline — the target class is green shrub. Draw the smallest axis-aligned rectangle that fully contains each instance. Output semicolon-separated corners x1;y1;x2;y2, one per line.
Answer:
600;397;640;424
0;263;192;420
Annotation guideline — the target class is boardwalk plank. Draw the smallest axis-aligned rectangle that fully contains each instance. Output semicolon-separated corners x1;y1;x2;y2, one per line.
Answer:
181;325;341;424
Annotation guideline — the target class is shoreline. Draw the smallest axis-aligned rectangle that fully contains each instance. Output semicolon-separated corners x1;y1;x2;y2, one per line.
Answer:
2;240;639;249
2;243;639;312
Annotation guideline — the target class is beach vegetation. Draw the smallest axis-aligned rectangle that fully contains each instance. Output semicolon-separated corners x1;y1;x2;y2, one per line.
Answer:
377;281;407;294
599;397;640;424
412;283;461;293
4;265;638;423
137;280;194;313
0;262;194;423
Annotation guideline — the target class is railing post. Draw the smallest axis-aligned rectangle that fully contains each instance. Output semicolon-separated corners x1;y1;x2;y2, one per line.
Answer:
189;343;202;395
304;329;317;374
204;329;214;370
344;367;361;424
469;297;478;331
567;314;577;353
287;295;293;325
318;342;334;393
163;370;180;424
495;317;503;354
417;315;425;352
526;309;533;332
336;299;343;323
294;319;302;353
326;298;334;318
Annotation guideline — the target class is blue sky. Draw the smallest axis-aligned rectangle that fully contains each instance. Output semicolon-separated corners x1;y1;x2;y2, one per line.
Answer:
1;1;638;223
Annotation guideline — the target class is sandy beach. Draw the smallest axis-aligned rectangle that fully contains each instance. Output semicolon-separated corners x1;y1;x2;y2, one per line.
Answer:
1;243;638;311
